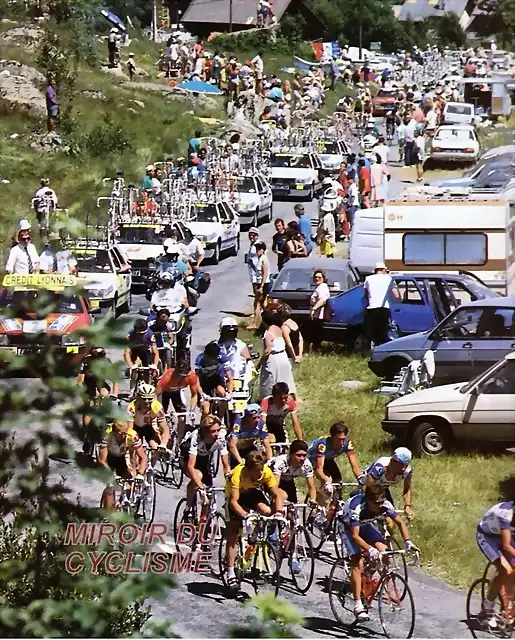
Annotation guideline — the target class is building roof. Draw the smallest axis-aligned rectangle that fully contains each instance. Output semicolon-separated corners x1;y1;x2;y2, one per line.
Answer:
397;0;469;21
183;0;293;25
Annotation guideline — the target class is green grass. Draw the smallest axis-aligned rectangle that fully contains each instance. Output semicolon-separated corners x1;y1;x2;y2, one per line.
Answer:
241;327;514;590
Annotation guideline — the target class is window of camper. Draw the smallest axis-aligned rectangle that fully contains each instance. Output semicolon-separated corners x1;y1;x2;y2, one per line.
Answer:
402;233;487;266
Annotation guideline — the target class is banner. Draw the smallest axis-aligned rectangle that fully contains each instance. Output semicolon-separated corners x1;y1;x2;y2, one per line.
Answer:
310;40;323;61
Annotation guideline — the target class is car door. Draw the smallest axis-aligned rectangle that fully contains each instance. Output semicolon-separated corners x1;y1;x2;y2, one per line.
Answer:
220;202;236;250
390;278;436;334
256;176;272;217
460;359;515;443
111;247;131;305
426;306;485;383
469;306;515;376
310;155;321;189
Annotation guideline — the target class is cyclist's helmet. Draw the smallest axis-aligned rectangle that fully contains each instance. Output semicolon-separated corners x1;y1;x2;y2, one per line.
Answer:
136;382;155;399
159;271;174;282
392;447;412;465
90;346;106;358
245;403;262;417
220;316;238;332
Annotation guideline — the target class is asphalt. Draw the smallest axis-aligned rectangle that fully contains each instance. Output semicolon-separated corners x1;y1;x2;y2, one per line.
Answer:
28;146;473;637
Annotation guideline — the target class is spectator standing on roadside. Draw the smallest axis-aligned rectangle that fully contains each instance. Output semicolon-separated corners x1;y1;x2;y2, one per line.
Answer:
126;54;136;82
346;173;360;229
364;262;401;347
6;220;40;275
272;218;288;271
212;51;222;88
414;129;426;182
402;114;417;167
45;74;59;133
358;159;371;209
252;51;264;94
294;204;313;255
329;57;340;91
374;135;389;166
107;27;117;67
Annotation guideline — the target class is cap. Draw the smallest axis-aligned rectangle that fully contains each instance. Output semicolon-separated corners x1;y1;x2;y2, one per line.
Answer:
392;447;412;465
146;164;154;171
248;227;259;235
375;261;387;271
245;403;262;417
220;316;238;330
19;219;31;231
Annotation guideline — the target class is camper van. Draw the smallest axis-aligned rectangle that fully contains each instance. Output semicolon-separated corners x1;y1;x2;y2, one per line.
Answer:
348;207;383;276
383;185;515;295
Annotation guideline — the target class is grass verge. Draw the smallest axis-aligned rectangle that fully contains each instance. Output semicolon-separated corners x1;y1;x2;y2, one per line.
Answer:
241;327;514;590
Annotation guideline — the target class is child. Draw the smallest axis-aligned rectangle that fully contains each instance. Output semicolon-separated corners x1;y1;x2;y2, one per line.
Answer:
127;54;136;82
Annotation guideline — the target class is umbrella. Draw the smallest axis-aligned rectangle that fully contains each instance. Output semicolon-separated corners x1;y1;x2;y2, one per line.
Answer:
176;80;223;95
101;9;126;32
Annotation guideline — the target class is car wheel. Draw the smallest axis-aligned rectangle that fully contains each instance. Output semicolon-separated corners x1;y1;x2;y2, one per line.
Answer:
411;420;451;457
253;209;259;228
112;295;119;318
231;234;239;256
120;292;131;315
382;356;410;379
212;241;221;265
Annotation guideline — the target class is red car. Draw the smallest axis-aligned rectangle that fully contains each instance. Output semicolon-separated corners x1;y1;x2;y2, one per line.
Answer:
372;89;397;117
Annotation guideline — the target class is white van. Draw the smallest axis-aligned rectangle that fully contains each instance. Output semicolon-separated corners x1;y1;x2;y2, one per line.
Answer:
442;101;475;125
348;207;383;276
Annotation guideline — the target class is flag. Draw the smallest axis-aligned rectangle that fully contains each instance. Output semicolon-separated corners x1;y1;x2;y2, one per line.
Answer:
310;41;324;61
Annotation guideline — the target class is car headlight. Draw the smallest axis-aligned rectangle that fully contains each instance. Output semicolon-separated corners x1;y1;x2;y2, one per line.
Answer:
0;335;9;346
90;286;114;299
296;177;311;185
62;334;85;346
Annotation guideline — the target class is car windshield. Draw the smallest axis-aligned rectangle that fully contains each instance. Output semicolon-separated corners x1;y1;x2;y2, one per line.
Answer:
272;267;347;291
317;141;339;154
75;250;112;273
446;104;473;115
234;177;256;193
192;204;219;222
377;90;396;99
118;226;164;244
463;279;498;299
270;154;312;169
0;289;82;314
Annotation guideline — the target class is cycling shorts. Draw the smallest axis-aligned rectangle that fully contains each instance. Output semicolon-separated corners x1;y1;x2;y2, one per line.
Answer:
323;457;342;482
279;477;297;503
135;424;161;446
199;374;225;396
227;488;271;522
477;527;515;566
266;418;287;443
162;390;186;413
85;378;111;400
130;347;152;366
185;453;213;487
107;454;130;478
341;523;385;557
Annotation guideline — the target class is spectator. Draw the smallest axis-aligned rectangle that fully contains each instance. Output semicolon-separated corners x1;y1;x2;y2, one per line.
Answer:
272;218;288;271
358;159;371;209
306;269;330;352
107;27;118;67
248;240;271;329
212;51;222;88
414;129;426;182
258;309;296;400
188;129;202;157
364;262;401;346
318;201;336;258
370;154;386;207
45;74;59;133
252;51;264;94
141;165;154;191
284;226;307;261
294;204;313;255
329;57;340;91
346;173;360;228
374;135;389;165
126;53;136;81
6;220;40;275
402;113;417;167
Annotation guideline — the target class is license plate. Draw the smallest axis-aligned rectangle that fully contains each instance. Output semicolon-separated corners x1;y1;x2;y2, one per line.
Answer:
23;320;46;334
233;379;242;391
90;300;100;308
133;270;141;277
202;243;206;248
0;347;17;354
295;184;304;190
17;347;37;355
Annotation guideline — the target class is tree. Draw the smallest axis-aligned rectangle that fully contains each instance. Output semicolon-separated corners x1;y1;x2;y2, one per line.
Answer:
431;12;467;48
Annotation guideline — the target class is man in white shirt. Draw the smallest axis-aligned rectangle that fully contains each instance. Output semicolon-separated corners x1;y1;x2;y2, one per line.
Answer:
251;52;264;93
6;220;40;275
39;235;78;274
182;227;205;289
425;107;437;136
374;136;389;165
364;262;401;346
346;174;360;227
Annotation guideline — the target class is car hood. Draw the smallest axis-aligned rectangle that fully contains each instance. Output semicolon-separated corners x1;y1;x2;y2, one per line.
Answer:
187;221;222;235
270;167;315;179
431;177;473;187
118;243;163;259
78;273;116;289
373;329;430;354
0;312;89;335
237;192;260;207
318;154;344;167
388;382;466;408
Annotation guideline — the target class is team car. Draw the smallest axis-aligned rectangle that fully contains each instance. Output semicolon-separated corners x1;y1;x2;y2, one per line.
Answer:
269;148;322;200
187;200;240;264
231;174;273;229
68;240;132;316
116;219;189;288
0;273;98;366
315;139;349;175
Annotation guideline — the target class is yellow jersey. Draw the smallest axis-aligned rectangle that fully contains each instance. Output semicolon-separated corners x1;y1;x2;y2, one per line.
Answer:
226;463;276;496
128;399;166;429
100;426;142;457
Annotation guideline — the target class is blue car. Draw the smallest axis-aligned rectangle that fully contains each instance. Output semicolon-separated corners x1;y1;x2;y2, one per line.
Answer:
323;272;496;350
368;297;515;384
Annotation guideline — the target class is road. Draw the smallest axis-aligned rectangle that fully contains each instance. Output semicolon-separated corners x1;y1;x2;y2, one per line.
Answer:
42;153;472;637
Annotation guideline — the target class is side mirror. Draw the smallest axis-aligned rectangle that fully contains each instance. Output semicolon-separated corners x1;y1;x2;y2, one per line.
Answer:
89;307;102;316
139;307;150;316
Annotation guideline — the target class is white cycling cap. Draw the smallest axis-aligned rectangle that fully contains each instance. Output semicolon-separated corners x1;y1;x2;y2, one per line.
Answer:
220;316;238;330
19;219;31;231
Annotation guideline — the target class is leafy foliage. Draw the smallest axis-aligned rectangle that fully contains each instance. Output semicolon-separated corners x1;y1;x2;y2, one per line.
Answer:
229;594;304;638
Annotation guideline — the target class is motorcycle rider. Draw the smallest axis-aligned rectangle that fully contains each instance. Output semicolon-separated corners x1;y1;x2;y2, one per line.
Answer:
150;271;189;313
182;227;205;289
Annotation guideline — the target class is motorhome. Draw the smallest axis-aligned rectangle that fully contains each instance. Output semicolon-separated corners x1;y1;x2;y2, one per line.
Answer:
383;185;515;295
348;207;383;276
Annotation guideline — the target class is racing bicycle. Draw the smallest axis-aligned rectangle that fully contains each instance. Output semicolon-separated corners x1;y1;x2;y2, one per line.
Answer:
466;562;514;638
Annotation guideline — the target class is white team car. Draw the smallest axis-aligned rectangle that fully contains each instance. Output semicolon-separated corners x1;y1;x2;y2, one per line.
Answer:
231;173;273;229
71;241;132;316
187;201;240;264
315;139;349;175
269;148;322;200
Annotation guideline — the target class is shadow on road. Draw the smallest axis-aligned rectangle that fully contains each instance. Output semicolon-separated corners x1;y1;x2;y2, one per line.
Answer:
185;579;252;604
303;615;377;638
220;310;251;318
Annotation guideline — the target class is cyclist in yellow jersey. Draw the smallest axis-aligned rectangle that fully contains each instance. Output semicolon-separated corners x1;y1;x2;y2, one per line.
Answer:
128;383;169;457
98;420;147;509
224;450;285;593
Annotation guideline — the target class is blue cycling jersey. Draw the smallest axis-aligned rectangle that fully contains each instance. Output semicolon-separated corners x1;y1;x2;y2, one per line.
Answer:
308;435;354;462
195;352;229;378
230;417;268;450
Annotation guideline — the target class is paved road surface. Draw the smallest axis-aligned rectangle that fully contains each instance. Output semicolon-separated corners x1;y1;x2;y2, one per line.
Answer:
36;154;473;636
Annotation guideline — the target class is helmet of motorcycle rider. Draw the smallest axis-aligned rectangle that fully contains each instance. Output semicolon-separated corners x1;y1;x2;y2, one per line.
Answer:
163;238;180;255
220;317;238;332
159;271;174;284
392;447;412;465
136;382;156;400
322;177;333;187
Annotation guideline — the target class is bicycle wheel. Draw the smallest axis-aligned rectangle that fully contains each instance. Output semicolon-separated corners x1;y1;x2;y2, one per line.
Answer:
466;577;507;639
136;473;156;523
252;541;281;597
173;497;199;553
387;536;408;594
303;501;326;552
289;526;315;594
169;432;184;489
328;558;354;627
204;511;226;576
218;531;244;588
378;572;415;639
333;518;347;560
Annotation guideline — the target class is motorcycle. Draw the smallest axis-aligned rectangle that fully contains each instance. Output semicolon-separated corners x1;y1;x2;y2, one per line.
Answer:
139;305;199;370
145;265;210;308
360;132;379;152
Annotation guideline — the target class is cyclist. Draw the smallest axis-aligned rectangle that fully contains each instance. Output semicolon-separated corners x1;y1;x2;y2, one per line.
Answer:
124;319;160;391
195;341;232;418
339;484;418;622
228;404;272;467
147;308;175;370
128;382;169;459
77;346;119;431
224;450;285;593
218;317;252;381
385;108;396;141
476;500;515;630
260;381;302;444
155;357;200;443
269;439;316;504
183;414;231;513
358;447;414;520
97;420;147;510
308;421;361;495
